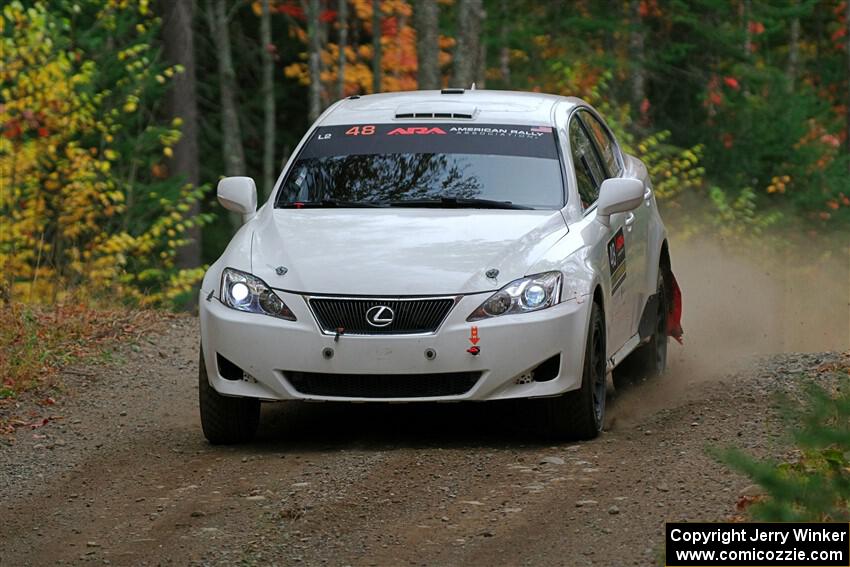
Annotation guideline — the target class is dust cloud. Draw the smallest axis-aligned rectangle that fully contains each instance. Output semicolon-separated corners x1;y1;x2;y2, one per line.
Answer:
608;226;850;426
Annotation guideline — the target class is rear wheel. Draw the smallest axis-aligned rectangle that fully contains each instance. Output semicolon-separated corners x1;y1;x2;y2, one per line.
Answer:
198;348;260;445
613;271;668;390
539;302;606;440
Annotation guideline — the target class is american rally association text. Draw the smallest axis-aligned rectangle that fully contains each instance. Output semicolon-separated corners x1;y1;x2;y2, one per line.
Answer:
669;527;848;547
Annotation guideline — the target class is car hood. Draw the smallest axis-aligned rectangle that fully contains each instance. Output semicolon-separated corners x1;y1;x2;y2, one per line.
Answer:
250;209;568;296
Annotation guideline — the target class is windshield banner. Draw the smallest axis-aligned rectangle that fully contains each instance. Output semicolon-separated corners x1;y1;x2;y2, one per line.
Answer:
298;123;559;160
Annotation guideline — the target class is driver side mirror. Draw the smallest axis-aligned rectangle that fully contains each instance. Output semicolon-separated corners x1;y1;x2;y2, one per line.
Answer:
596;178;644;227
217;176;257;222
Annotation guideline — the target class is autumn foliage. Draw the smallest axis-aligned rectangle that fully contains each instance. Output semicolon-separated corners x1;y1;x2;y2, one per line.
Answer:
281;0;452;96
0;1;209;306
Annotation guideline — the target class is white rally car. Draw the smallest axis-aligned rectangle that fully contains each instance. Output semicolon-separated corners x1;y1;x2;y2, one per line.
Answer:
198;89;683;444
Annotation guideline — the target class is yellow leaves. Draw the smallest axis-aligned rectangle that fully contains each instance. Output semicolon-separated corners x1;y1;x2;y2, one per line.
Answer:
1;2;207;306
767;175;791;195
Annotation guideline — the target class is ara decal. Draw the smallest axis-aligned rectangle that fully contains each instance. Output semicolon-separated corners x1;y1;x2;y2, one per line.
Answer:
386;127;447;136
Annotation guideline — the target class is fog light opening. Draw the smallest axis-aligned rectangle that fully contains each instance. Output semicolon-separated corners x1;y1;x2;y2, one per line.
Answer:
216;353;245;381
532;354;561;383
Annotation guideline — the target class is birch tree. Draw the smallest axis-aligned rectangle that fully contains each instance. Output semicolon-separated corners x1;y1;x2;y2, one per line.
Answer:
161;0;201;268
260;0;275;198
413;0;439;89
452;0;483;88
305;0;322;121
205;0;246;178
629;0;646;114
846;0;850;173
372;0;382;93
786;0;800;92
337;0;348;99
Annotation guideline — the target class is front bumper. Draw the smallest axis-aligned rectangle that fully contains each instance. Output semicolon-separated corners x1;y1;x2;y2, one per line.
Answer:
199;289;592;402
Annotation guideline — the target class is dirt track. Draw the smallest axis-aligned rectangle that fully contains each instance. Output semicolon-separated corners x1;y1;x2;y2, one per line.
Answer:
2;237;848;566
1;312;844;566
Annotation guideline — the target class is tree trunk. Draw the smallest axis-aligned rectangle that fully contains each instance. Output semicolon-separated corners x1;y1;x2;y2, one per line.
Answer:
846;0;850;173
452;0;483;88
498;0;510;86
476;40;486;88
305;0;322;121
413;0;439;89
161;0;201;269
319;2;330;109
629;0;646;113
260;0;275;199
786;0;800;92
337;0;348;99
206;0;246;178
372;0;382;93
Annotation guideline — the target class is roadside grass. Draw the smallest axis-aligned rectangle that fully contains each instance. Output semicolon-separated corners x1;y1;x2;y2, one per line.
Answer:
0;302;163;431
714;354;850;522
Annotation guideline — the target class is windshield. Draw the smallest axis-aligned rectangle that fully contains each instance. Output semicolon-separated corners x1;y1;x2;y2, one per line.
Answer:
274;123;565;209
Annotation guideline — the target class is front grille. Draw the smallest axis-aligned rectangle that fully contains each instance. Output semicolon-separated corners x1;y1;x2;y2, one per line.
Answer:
286;371;481;398
308;297;455;335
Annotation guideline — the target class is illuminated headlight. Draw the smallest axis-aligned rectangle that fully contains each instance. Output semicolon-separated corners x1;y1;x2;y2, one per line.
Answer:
220;268;296;320
468;272;562;321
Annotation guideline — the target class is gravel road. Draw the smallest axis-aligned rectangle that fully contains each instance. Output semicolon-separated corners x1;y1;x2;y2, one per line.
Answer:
1;314;845;566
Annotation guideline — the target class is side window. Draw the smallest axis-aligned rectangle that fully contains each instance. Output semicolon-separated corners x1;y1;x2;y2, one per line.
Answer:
569;117;606;209
580;111;620;177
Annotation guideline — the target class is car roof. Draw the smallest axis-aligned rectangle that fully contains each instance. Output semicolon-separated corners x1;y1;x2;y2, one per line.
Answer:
319;90;584;127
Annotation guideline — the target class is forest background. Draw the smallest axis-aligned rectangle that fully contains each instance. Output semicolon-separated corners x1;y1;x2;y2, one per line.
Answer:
2;0;848;307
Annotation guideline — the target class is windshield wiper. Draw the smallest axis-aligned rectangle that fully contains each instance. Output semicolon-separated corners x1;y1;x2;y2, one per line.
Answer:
385;197;534;210
279;199;387;208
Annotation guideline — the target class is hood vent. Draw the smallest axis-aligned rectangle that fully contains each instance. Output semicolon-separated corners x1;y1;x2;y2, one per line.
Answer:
394;104;477;120
395;111;475;120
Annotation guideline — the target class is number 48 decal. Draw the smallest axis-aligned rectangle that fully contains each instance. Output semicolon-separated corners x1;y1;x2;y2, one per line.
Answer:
345;125;375;136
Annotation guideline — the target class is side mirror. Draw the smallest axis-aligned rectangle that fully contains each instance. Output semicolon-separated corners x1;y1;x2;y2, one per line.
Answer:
596;178;644;227
217;176;257;221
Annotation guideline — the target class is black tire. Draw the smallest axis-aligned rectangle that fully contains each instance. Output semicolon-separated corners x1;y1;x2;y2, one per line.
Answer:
198;348;260;445
538;302;606;440
613;270;668;390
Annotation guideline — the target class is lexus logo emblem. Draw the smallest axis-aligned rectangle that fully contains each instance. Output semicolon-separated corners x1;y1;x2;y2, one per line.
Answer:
365;305;394;327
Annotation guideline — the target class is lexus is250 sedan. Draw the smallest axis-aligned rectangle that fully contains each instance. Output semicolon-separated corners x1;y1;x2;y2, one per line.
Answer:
198;89;683;444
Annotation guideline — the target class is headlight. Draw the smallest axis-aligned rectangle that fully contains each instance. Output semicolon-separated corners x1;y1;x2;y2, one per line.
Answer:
220;268;296;320
467;272;562;321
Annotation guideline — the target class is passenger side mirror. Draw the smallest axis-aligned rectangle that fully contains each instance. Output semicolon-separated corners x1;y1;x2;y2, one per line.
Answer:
596;178;644;227
217;176;257;221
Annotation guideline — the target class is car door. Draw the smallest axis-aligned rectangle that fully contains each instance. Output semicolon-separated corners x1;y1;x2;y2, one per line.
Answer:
579;110;649;341
568;114;631;353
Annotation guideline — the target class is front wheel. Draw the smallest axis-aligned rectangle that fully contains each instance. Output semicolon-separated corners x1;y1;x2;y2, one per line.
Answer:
198;348;260;445
538;302;606;440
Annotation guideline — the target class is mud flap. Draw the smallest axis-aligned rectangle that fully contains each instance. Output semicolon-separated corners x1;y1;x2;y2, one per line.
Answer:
665;271;684;344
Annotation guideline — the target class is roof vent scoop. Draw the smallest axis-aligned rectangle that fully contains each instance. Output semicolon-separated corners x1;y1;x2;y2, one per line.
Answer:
441;88;465;94
394;104;478;120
